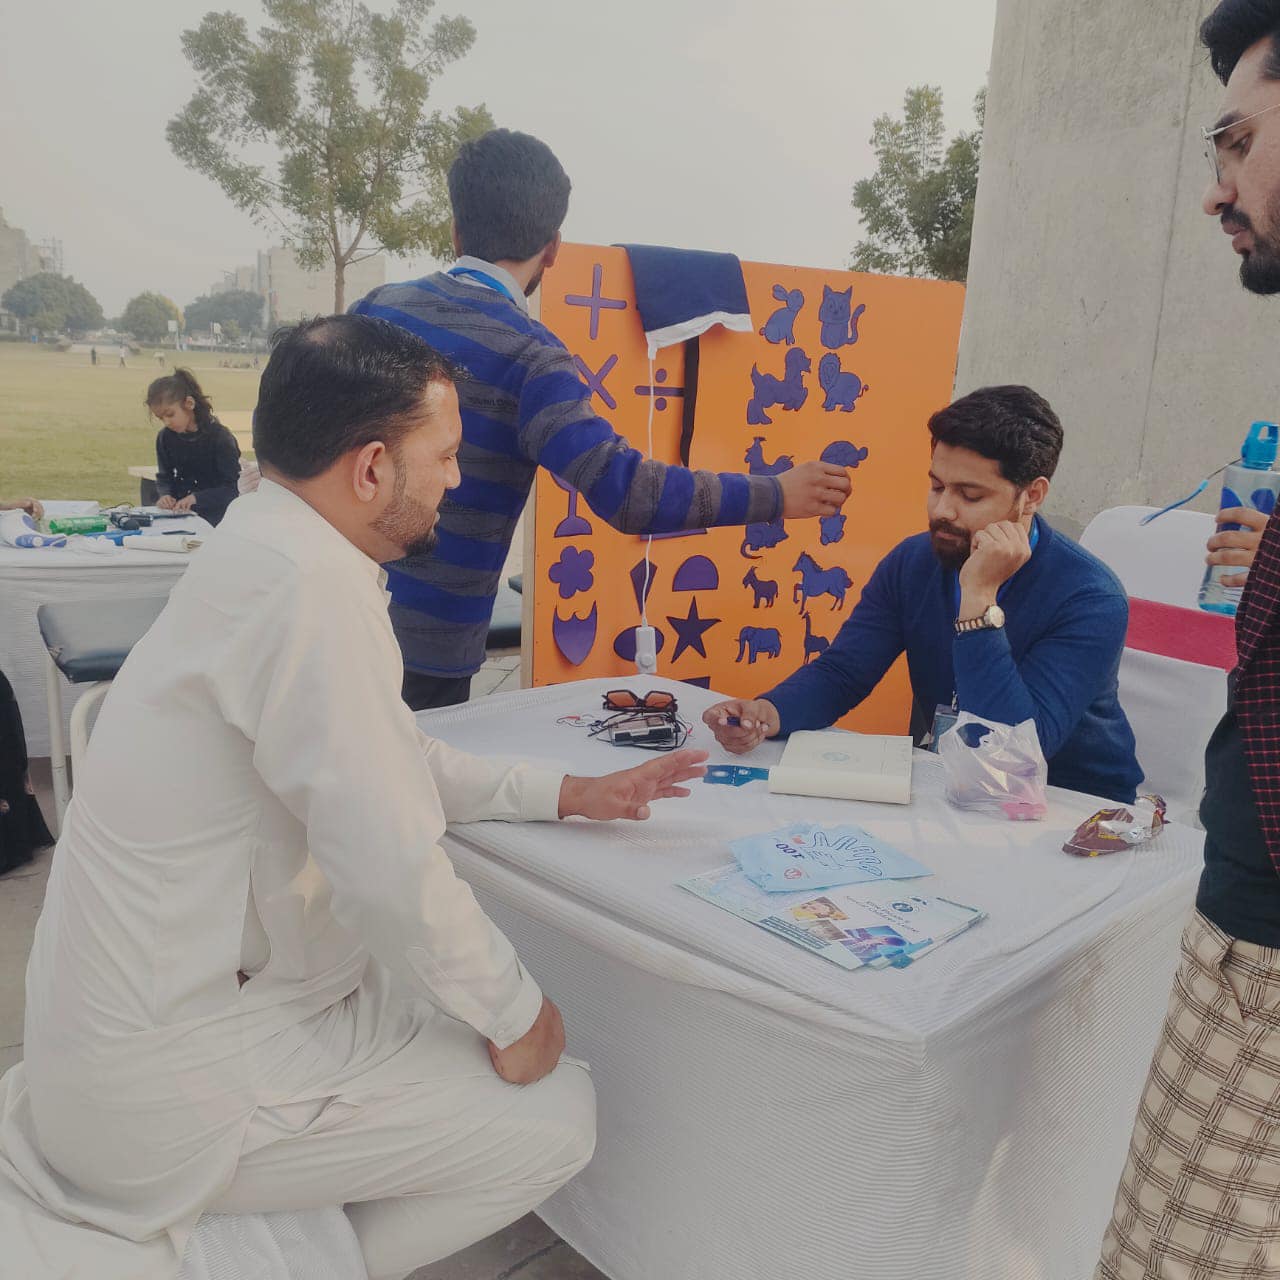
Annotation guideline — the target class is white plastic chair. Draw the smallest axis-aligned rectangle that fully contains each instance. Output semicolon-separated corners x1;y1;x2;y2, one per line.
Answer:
1118;648;1228;825
181;1208;368;1280
1079;505;1217;609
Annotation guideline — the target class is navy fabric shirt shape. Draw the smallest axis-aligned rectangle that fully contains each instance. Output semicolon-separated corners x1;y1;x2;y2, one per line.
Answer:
762;518;1143;803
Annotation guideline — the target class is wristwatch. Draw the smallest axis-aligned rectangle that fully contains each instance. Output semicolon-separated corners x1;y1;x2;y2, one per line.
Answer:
955;603;1006;635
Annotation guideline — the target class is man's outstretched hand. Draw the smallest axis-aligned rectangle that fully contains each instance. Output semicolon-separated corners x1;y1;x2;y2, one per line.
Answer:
778;461;852;519
558;748;708;821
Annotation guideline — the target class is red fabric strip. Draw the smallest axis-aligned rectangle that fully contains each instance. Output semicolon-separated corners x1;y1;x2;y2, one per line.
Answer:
1125;597;1238;671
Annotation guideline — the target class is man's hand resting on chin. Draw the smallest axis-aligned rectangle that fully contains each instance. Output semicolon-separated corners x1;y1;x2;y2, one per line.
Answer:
558;748;708;821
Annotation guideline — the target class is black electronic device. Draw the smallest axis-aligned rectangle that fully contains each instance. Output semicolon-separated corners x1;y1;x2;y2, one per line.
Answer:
604;713;682;749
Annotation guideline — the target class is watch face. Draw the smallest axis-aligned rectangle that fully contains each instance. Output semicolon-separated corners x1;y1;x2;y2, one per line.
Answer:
986;604;1006;628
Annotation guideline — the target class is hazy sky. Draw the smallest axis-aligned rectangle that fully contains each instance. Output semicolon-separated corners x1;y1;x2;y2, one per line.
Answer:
3;0;997;315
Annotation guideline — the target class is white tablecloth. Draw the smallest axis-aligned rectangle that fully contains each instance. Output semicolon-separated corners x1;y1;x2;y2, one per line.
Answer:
0;521;209;757
421;678;1204;1280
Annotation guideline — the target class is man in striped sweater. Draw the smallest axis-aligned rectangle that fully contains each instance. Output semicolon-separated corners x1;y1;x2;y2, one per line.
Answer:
351;129;853;710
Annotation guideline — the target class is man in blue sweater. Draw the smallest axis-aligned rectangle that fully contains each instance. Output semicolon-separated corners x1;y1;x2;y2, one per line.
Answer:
704;384;1143;803
352;129;851;710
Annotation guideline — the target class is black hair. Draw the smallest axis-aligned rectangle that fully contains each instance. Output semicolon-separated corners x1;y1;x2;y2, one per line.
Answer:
253;315;460;480
927;385;1064;488
1201;0;1280;83
448;128;571;262
146;368;214;429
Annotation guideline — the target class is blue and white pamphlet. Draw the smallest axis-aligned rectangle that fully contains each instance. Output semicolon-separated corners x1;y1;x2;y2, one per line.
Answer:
729;821;932;893
680;864;985;970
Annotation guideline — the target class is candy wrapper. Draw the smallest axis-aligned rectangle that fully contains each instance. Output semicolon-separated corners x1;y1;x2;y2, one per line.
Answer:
939;713;1049;822
1063;794;1167;857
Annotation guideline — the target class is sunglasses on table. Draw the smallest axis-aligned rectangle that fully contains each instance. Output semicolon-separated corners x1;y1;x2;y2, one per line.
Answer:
601;689;679;714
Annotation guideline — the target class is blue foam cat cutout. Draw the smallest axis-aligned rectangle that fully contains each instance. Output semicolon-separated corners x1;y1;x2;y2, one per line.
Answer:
818;284;866;349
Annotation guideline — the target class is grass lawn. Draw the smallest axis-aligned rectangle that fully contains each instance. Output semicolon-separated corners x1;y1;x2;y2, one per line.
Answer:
0;342;261;507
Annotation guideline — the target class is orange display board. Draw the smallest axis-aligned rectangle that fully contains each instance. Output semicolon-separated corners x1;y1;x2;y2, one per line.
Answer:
532;244;964;734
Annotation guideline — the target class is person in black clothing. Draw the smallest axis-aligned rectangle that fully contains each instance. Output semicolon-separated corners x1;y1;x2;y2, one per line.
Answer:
0;498;54;873
0;667;53;875
146;368;242;526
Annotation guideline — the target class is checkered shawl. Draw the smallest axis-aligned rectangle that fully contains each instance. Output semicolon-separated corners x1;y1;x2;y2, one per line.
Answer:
1235;508;1280;874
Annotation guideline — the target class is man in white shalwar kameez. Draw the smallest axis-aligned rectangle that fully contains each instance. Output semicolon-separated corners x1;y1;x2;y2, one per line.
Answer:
0;315;706;1279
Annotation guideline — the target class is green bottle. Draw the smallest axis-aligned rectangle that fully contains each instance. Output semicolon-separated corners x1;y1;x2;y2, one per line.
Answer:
48;516;109;535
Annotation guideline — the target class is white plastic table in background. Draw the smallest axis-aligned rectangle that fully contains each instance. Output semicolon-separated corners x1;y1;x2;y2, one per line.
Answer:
421;677;1203;1280
0;521;210;757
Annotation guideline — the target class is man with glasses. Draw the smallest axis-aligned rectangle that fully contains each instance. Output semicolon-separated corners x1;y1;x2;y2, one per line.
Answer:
1096;4;1280;1276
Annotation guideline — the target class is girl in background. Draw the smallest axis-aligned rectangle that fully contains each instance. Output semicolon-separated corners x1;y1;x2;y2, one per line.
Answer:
146;368;241;526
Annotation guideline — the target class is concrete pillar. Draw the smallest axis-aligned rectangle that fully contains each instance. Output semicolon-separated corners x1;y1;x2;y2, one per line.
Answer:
957;0;1280;528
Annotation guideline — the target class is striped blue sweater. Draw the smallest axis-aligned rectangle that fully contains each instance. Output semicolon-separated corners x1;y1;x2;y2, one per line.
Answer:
352;267;782;678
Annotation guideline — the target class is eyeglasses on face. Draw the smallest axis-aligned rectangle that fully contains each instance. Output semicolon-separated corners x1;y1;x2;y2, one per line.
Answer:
1203;101;1280;183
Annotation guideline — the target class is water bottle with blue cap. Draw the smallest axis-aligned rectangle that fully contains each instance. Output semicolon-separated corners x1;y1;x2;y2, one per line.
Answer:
1199;420;1280;615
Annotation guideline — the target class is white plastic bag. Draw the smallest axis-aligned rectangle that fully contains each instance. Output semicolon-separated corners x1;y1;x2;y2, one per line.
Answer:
939;713;1048;821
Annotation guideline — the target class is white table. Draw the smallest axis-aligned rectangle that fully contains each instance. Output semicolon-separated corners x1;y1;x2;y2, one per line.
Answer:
421;678;1204;1280
0;521;209;757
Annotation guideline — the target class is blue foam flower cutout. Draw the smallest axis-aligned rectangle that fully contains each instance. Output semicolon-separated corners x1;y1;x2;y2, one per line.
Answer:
549;546;595;599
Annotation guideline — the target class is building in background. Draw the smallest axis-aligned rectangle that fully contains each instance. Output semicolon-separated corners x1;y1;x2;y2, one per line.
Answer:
257;247;385;325
206;248;386;329
0;209;63;333
956;0;1268;530
209;264;260;297
0;208;60;298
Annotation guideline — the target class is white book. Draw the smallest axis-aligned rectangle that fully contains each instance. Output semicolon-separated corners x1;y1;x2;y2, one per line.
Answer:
768;730;913;805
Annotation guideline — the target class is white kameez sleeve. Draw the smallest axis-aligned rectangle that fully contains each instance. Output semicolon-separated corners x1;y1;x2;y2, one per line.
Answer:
214;567;553;1049
415;730;564;826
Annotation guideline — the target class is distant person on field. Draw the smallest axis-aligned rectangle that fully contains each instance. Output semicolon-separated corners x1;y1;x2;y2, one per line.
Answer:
117;344;127;368
147;368;241;526
90;347;97;366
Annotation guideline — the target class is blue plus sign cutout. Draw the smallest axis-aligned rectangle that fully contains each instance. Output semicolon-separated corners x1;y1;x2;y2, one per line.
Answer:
565;263;627;340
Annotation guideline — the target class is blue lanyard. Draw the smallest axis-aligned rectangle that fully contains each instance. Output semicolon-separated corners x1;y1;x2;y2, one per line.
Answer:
949;518;1041;616
447;266;522;308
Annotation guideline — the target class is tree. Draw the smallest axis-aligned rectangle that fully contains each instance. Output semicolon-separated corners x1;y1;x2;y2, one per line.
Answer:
183;289;266;335
168;0;495;312
220;318;242;344
1;272;105;334
850;86;985;283
122;292;183;344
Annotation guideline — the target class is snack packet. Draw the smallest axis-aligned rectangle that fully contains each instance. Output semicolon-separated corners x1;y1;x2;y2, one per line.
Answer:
1063;794;1167;857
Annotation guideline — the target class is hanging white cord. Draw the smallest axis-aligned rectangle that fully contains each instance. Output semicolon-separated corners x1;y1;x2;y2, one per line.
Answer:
639;349;657;630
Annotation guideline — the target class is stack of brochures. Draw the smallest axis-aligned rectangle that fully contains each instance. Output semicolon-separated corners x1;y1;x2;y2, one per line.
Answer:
729;821;932;892
680;863;985;971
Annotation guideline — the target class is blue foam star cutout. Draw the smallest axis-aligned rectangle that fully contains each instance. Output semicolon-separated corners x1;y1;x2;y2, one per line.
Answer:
666;597;721;662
